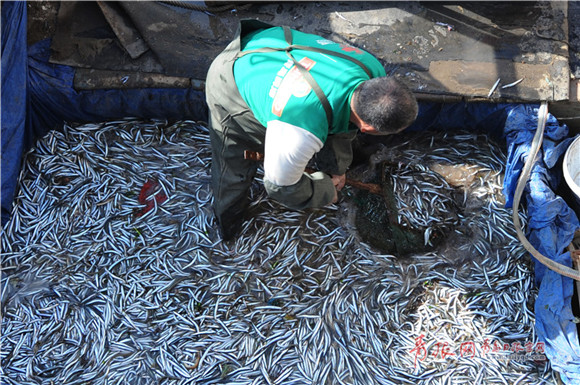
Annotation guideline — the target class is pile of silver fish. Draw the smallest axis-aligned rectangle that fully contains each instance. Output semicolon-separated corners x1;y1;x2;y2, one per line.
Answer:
1;119;558;384
387;162;460;235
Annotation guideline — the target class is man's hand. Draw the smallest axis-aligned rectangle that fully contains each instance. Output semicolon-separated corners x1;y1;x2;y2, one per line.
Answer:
331;174;346;191
331;174;346;203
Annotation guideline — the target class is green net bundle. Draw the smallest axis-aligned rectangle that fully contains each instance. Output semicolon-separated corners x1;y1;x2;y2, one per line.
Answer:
351;161;461;256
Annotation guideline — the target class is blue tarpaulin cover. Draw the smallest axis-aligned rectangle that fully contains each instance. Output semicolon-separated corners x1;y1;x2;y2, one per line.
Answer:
2;1;580;382
2;1;32;228
504;105;580;383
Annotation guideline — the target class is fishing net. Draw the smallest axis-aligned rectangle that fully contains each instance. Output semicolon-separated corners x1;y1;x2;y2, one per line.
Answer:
343;130;515;268
350;161;461;256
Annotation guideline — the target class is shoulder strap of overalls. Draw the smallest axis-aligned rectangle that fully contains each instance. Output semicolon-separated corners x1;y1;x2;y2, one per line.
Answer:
235;26;374;130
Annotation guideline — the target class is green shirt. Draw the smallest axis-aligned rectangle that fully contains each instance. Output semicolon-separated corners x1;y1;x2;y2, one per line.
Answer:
233;27;386;142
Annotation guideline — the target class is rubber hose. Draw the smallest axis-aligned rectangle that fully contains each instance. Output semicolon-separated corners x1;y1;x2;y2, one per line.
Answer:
511;101;580;281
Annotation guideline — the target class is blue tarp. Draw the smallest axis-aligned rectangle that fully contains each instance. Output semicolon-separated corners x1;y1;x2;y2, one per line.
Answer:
2;1;32;228
504;105;580;383
2;1;580;382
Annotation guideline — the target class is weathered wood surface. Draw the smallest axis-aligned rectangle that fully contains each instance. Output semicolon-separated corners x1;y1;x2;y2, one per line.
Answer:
50;1;571;102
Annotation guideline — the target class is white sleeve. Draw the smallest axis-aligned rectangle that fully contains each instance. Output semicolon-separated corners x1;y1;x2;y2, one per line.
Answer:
264;120;324;186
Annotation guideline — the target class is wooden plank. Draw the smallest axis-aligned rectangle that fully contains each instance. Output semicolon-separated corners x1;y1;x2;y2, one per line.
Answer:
417;59;569;101
73;69;196;90
550;79;580;134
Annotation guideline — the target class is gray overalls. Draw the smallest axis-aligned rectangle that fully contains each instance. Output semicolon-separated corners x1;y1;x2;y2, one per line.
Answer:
205;20;359;239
